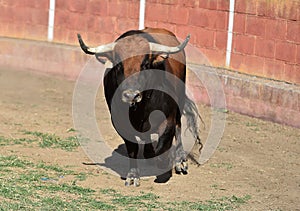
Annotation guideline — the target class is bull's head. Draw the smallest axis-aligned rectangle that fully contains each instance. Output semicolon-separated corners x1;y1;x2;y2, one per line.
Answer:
77;32;190;106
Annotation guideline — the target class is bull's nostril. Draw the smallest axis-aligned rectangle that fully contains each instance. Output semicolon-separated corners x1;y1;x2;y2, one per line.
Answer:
122;90;142;104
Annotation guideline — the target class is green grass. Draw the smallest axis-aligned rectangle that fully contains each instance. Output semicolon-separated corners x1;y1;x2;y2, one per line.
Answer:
0;131;80;151
100;187;250;211
0;130;250;210
210;162;234;170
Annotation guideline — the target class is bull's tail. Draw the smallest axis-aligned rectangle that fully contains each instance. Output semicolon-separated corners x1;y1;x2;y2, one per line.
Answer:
183;96;203;149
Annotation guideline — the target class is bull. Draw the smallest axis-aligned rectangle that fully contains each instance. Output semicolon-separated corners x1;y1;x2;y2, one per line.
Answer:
77;28;202;186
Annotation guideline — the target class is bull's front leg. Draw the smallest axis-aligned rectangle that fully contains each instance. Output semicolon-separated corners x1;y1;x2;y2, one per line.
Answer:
154;123;175;183
124;139;140;187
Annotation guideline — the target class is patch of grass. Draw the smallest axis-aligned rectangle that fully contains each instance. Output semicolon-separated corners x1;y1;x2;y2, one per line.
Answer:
100;188;250;211
36;162;74;175
0;131;80;151
23;131;80;151
0;136;35;146
0;155;113;210
0;155;34;168
210;162;234;170
75;172;88;181
0;155;250;210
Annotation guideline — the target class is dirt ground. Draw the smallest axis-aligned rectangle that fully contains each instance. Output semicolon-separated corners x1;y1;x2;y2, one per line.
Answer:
0;68;299;210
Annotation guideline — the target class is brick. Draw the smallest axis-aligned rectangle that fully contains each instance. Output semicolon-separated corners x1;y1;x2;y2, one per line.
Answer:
24;0;48;9
116;18;138;34
243;55;264;76
127;1;139;19
189;8;209;28
283;63;300;85
233;13;246;34
54;27;67;43
30;8;48;26
27;24;48;41
263;58;284;80
169;6;189;24
297;45;300;64
55;9;70;29
13;7;31;24
0;5;14;22
32;0;49;9
246;15;266;37
67;12;87;31
276;1;299;21
275;41;297;63
257;0;277;18
145;21;158;28
156;22;176;34
233;34;255;55
67;0;88;13
265;19;286;41
146;3;169;22
195;28;215;48
175;25;196;44
108;0;128;18
230;52;245;70
207;10;228;30
287;21;300;43
87;16;115;34
179;0;198;8
198;0;218;10
56;0;68;9
87;0;108;16
157;0;178;5
256;0;267;17
199;47;226;67
235;0;257;15
217;0;229;11
255;38;275;59
215;31;227;50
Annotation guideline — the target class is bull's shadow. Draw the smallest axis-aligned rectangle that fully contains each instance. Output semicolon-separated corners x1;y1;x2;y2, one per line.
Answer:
93;140;176;180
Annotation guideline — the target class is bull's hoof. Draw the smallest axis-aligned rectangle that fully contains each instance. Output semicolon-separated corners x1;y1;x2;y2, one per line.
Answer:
154;170;172;183
175;159;188;175
124;168;140;187
125;177;140;187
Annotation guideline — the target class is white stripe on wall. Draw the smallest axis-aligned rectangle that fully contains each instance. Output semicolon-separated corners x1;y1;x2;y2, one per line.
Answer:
139;0;146;30
48;0;56;41
225;0;235;67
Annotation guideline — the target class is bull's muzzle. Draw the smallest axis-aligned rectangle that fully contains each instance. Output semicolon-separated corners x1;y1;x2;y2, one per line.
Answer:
122;89;142;105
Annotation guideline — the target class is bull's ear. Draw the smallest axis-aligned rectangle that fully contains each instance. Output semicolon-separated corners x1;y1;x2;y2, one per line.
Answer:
95;55;113;68
159;53;169;59
152;54;167;69
96;52;113;63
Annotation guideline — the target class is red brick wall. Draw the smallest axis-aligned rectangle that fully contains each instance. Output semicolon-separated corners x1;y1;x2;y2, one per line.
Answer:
53;0;139;45
0;0;299;84
231;0;300;84
0;0;49;41
144;0;300;85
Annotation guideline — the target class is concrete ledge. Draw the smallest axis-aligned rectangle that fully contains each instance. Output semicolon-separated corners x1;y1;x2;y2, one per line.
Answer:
187;65;300;128
0;37;88;80
1;37;299;128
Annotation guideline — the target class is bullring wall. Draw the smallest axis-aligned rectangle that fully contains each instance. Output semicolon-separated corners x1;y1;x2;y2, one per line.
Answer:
0;0;299;84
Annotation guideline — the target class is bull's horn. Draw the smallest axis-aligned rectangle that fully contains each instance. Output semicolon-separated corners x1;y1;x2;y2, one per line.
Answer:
77;34;115;55
149;34;190;54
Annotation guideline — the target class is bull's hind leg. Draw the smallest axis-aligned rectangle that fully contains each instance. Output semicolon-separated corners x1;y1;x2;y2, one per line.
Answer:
175;123;188;174
124;140;140;187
